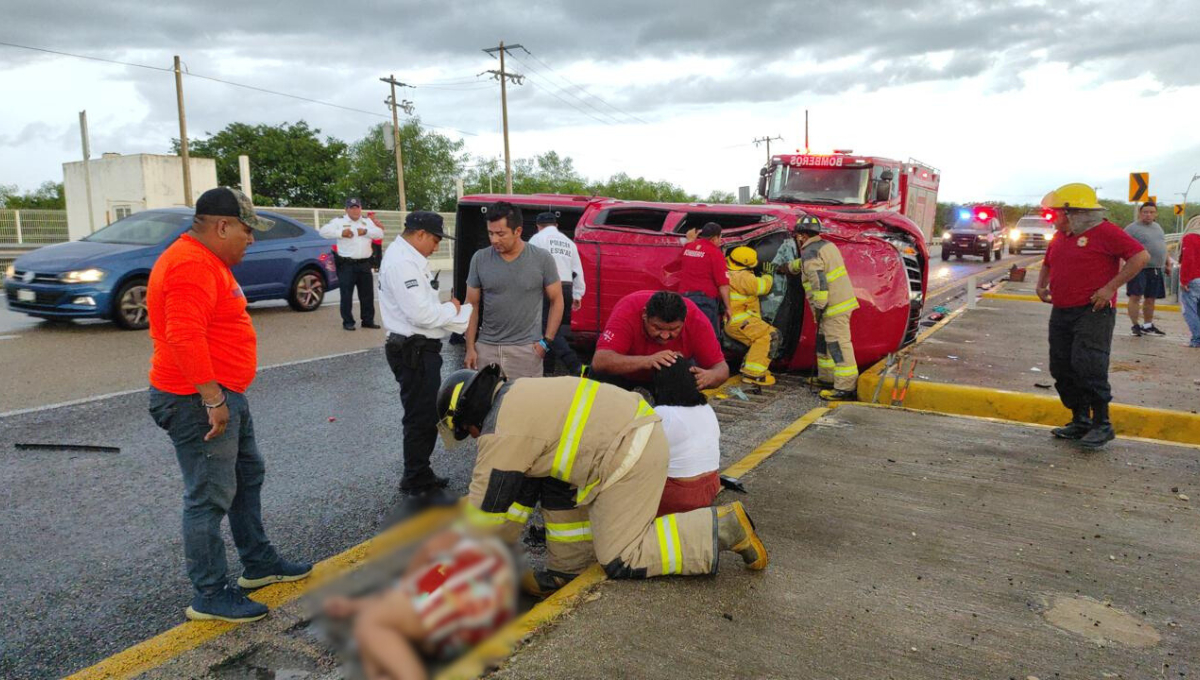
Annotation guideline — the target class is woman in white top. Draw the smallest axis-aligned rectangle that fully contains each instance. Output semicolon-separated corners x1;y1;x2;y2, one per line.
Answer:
651;360;722;516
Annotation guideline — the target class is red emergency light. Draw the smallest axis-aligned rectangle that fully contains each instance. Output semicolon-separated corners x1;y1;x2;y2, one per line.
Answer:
974;207;993;221
1041;209;1057;222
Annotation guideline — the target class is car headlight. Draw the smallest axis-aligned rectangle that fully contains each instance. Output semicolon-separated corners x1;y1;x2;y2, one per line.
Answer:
60;268;106;283
4;263;13;280
941;232;951;240
1009;228;1022;240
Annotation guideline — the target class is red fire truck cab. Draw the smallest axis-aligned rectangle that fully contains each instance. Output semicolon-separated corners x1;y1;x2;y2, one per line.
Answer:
453;193;928;373
758;151;940;243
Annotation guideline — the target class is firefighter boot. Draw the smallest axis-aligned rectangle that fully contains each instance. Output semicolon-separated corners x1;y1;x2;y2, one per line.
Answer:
742;371;776;387
1051;406;1092;440
1079;403;1115;449
520;569;577;599
819;388;857;402
716;502;768;570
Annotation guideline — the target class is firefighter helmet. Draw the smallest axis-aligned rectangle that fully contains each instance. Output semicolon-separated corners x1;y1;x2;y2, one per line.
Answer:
436;363;504;444
794;215;823;233
1041;183;1101;211
726;246;758;270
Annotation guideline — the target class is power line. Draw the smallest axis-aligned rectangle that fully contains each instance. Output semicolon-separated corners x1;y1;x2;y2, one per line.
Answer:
524;78;617;127
0;40;477;136
506;53;625;126
519;48;650;125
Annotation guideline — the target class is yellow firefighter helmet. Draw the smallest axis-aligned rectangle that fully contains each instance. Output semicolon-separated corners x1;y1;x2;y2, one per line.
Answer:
1041;183;1101;211
726;246;758;270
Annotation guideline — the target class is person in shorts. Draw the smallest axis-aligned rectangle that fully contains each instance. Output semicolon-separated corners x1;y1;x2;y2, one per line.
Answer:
322;531;517;678
1124;202;1172;336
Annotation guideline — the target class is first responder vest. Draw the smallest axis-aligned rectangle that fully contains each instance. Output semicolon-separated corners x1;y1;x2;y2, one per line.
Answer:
727;269;773;324
465;377;658;529
795;237;858;317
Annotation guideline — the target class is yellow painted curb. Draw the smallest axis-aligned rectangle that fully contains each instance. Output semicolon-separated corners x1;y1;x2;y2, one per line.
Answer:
982;292;1182;312
442;403;835;679
854;374;1200;446
66;504;461;680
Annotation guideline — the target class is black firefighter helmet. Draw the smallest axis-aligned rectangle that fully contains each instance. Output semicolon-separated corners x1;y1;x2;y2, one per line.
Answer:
794;214;824;234
436;363;505;444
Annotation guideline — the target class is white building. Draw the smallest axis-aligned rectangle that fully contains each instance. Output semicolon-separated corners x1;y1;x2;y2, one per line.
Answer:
62;153;218;241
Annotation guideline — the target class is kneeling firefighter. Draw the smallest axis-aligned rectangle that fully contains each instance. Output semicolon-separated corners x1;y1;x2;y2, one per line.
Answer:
785;215;860;401
437;365;768;596
724;246;782;386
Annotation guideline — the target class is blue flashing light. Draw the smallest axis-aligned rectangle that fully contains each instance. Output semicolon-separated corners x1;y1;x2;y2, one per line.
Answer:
958;209;971;221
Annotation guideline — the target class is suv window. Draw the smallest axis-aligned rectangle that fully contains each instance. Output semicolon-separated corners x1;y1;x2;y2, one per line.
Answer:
593;208;671;232
673;212;772;234
1015;217;1048;230
255;219;304;241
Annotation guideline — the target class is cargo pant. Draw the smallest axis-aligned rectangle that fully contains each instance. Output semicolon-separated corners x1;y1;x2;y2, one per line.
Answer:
1048;305;1116;410
725;316;780;379
816;312;858;391
514;424;717;578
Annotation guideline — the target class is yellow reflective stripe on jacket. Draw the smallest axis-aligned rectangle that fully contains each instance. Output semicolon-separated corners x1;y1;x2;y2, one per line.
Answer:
545;520;593;543
834;365;859;376
811;290;829;301
755;276;772;295
575;478;600;504
730;311;758;324
816;357;836;368
505;502;534;524
466;504;508;527
802;281;812;291
824;297;859;317
729;291;752;301
552;379;600;481
637;399;655;418
826;266;847;282
655;514;684;575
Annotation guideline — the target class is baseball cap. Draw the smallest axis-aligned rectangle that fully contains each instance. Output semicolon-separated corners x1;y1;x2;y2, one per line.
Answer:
405;211;454;239
345;197;362;209
195;187;273;231
536;211;558;225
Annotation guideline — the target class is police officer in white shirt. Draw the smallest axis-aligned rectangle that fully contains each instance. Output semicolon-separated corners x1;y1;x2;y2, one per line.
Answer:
320;197;384;331
528;211;585;374
380;211;471;510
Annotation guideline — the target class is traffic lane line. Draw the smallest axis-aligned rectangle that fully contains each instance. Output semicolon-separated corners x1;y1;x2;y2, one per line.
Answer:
441;403;835;680
65;504;460;680
855;373;1200;447
982;292;1182;312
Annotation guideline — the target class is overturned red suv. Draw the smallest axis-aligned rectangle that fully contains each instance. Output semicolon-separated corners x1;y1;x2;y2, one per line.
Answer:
452;194;928;373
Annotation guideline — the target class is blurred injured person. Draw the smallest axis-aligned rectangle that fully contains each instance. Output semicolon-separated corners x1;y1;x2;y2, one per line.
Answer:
322;531;516;680
653;359;722;516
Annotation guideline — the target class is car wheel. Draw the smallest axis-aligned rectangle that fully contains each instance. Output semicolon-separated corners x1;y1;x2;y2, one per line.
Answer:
1016;246;1022;255
113;278;149;330
288;268;325;312
995;245;1002;261
941;249;951;261
983;248;992;263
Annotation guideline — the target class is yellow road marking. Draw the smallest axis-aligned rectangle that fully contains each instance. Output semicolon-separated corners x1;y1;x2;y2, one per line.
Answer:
982;292;1182;312
66;504;460;680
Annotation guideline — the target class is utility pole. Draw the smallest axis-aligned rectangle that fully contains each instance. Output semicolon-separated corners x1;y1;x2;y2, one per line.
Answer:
482;42;524;194
173;56;193;207
78;110;96;233
380;75;412;211
752;135;784;161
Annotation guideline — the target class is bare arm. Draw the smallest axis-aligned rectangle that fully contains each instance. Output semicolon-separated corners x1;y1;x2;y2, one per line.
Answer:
691;360;730;390
1091;250;1150;310
1035;261;1051;303
718;284;732;321
464;286;482;368
592;348;677;375
543;281;564;340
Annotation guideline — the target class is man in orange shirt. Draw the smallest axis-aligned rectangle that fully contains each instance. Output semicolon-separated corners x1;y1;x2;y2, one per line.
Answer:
147;187;311;623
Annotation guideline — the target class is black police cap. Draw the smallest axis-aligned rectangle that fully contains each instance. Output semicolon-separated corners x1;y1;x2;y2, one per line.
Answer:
404;211;454;239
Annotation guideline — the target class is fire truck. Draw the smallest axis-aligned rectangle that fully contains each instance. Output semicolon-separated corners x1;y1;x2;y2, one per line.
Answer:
757;151;940;243
453;193;929;372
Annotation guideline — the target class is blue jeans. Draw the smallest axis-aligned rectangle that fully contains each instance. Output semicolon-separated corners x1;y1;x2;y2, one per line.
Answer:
1182;279;1200;347
149;388;279;596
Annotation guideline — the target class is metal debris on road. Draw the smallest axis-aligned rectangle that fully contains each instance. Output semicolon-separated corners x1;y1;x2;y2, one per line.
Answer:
720;475;748;493
15;443;120;453
727;387;750;401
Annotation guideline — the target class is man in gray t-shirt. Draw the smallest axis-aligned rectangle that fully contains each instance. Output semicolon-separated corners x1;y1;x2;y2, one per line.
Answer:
1123;202;1174;336
465;202;564;379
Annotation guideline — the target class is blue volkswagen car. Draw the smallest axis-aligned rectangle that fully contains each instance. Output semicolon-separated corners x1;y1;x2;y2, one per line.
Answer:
3;208;338;329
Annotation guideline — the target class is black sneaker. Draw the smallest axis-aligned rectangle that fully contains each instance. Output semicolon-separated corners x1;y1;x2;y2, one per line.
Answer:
343;323;356;331
1143;324;1166;336
1130;325;1143;337
186;584;268;623
238;559;314;590
361;322;382;329
1078;422;1115;449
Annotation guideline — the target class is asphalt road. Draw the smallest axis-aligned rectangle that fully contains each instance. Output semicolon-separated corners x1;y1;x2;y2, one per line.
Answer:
0;345;481;679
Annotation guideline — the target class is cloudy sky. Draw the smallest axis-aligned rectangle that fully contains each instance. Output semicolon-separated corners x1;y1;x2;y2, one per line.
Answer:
3;0;1200;206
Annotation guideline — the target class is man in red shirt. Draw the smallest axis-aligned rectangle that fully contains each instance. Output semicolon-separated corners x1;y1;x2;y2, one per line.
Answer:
591;290;730;394
1036;183;1148;448
1180;218;1200;348
677;222;732;336
147;187;311;623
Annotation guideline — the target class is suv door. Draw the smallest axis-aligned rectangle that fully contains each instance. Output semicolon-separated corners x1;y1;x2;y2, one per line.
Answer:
233;218;305;300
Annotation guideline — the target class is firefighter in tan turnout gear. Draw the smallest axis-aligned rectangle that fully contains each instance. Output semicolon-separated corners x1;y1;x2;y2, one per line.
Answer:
724;246;781;386
436;364;768;596
785;215;860;401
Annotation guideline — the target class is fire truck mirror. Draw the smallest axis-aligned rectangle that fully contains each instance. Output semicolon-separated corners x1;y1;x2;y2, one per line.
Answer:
757;173;768;198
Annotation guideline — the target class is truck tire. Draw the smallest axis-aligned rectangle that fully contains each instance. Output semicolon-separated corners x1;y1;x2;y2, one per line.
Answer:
941;248;951;261
983;248;992;263
995;245;1002;261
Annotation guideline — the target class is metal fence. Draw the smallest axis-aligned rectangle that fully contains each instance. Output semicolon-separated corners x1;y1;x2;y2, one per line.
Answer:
0;210;70;244
0;207;458;267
